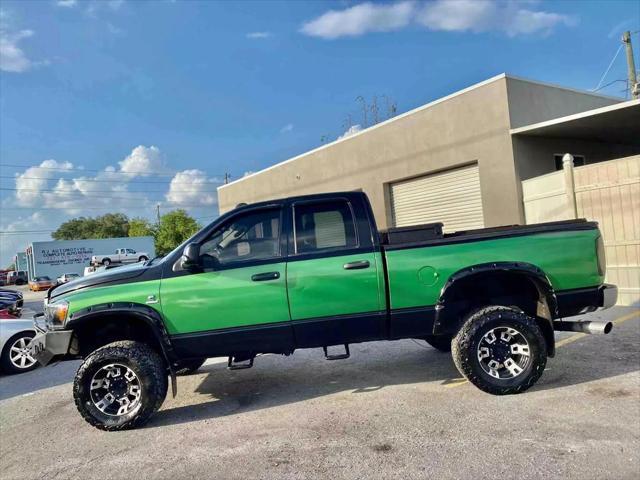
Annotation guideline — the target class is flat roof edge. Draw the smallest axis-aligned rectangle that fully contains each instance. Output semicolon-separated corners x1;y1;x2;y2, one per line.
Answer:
504;74;624;102
509;99;640;135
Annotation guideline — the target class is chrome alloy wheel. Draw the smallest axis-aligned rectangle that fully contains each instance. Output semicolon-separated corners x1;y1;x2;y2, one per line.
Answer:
90;364;142;416
9;336;37;370
477;327;531;380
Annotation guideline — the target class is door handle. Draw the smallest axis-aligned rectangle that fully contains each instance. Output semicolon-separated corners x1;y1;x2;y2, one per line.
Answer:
251;271;280;282
343;260;370;270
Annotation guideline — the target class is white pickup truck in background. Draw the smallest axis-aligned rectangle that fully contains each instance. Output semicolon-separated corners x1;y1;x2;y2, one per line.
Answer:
91;248;149;266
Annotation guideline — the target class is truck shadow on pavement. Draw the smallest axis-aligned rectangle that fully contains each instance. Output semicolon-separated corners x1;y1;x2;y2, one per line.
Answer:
148;326;639;429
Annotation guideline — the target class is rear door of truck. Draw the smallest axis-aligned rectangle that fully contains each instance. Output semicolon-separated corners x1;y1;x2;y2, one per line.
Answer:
285;193;386;348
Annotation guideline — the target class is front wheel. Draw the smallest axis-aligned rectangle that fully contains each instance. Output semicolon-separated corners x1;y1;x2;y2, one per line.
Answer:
73;341;168;431
451;306;547;395
138;256;148;262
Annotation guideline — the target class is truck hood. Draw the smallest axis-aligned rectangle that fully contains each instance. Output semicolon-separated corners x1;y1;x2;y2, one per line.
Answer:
49;263;159;300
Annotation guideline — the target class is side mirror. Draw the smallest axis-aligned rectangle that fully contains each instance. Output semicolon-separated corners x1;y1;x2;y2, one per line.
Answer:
180;243;201;271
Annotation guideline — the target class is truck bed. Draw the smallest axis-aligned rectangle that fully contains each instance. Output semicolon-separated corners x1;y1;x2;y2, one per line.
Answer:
381;218;598;249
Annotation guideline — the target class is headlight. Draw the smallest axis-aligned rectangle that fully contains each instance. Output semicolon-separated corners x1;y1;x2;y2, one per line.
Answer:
45;300;69;329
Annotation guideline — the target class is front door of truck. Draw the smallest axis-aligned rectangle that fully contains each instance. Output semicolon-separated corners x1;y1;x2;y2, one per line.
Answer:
160;206;293;356
286;197;385;348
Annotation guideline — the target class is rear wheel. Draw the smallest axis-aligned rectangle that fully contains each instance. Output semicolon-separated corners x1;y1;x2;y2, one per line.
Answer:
102;258;111;266
174;358;206;375
424;335;452;352
452;306;547;395
73;341;168;431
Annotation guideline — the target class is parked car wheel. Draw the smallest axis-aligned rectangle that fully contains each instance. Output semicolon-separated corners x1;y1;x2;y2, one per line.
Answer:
1;331;38;374
102;258;111;266
73;341;168;431
424;335;452;352
174;358;206;375
451;306;547;395
138;256;148;262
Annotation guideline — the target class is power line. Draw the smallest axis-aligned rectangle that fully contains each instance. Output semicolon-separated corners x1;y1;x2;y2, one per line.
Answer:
8;205;217;210
592;78;627;92
593;44;624;91
0;163;228;178
0;175;223;185
0;187;219;194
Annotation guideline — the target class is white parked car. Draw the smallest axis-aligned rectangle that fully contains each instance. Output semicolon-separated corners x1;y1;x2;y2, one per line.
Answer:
0;318;38;374
91;248;149;266
56;273;80;285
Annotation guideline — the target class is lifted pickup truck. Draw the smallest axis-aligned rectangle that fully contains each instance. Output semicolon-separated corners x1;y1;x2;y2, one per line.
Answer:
31;191;616;430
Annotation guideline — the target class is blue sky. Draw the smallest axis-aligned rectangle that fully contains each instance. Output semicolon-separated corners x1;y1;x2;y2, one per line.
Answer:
0;0;638;265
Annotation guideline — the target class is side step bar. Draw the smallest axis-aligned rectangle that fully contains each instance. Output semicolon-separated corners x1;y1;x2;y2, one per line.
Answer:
227;356;254;370
554;320;613;335
323;344;350;360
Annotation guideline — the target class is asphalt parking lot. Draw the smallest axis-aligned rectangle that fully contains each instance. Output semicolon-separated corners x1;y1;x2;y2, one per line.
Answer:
0;299;638;480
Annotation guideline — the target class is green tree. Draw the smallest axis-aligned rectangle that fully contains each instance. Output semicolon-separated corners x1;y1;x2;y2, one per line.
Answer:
129;218;155;237
154;210;200;256
52;214;130;240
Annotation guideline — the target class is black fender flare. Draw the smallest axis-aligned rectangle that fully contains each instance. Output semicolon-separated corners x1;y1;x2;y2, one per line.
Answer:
434;261;557;356
66;302;178;394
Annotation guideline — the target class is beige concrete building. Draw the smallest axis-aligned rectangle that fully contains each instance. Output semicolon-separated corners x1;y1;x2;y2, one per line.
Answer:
218;74;640;232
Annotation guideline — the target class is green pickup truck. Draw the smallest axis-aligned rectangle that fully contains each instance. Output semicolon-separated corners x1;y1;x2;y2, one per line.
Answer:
31;191;616;430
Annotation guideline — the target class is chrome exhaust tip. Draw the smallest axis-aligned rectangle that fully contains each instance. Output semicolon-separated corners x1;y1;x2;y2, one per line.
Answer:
553;320;613;335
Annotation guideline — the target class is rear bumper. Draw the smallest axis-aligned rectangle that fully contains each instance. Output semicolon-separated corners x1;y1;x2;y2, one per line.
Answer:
556;284;618;318
29;314;73;366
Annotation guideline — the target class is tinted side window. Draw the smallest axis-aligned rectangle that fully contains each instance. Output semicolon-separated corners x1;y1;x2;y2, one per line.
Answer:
294;200;358;254
200;208;281;267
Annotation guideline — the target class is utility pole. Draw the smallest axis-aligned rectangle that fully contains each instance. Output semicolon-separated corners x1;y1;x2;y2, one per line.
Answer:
622;31;639;99
224;173;230;184
156;204;161;223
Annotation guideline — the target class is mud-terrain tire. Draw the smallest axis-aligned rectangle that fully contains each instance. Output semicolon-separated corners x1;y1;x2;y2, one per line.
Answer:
175;358;206;375
452;306;547;395
73;341;168;431
424;335;452;352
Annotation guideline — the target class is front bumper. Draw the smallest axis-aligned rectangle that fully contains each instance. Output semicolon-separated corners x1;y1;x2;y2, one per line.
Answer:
29;313;73;366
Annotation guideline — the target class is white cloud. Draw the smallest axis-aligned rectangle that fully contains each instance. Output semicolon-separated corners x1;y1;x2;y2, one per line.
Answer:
118;145;168;177
166;170;218;206
56;0;78;7
338;124;362;139
300;1;414;39
85;0;126;18
108;0;125;10
417;0;496;32
246;31;272;39
1;145;216;265
0;28;34;73
280;123;294;133
12;145;168;213
505;8;577;37
300;0;576;39
15;159;74;205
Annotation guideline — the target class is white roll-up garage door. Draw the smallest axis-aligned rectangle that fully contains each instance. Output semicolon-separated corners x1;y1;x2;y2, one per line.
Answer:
390;164;484;232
